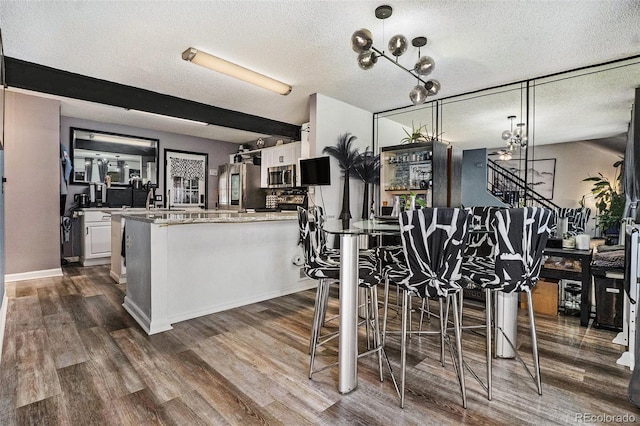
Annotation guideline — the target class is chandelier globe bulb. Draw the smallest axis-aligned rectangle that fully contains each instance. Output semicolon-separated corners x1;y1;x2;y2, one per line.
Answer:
351;29;373;54
409;85;428;105
388;34;408;57
357;51;377;70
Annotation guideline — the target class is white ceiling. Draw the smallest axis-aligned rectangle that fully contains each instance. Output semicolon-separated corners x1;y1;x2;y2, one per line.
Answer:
0;1;639;147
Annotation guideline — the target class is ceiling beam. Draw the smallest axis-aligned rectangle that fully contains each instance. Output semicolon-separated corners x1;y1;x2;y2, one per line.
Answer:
4;57;301;140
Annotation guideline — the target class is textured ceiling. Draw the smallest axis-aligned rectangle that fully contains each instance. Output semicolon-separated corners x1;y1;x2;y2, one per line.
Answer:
0;0;639;146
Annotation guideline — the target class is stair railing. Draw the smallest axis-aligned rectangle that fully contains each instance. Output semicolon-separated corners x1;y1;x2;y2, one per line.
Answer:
487;159;560;211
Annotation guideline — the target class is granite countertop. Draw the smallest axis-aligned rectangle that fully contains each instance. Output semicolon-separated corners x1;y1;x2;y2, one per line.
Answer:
122;210;298;225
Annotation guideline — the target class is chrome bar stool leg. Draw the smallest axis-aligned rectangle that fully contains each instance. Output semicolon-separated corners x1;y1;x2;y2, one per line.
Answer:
382;278;390;346
309;279;326;355
371;285;384;382
439;298;446;367
309;279;328;378
485;288;493;400
408;295;413;340
458;290;464;327
526;290;542;395
451;294;467;409
400;289;409;408
321;282;331;326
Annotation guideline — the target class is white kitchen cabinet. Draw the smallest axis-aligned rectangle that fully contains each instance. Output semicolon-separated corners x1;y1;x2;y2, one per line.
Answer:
80;210;112;266
260;142;301;188
260;148;274;188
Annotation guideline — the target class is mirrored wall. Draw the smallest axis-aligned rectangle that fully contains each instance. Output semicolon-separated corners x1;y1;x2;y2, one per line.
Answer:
70;128;158;186
373;55;640;210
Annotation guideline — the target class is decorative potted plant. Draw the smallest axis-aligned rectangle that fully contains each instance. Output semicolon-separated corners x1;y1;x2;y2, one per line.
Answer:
353;147;380;219
323;133;361;220
400;122;442;144
583;159;625;241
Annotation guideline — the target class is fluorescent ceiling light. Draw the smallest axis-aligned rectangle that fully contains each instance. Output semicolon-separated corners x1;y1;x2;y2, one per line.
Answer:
129;109;209;126
182;47;292;96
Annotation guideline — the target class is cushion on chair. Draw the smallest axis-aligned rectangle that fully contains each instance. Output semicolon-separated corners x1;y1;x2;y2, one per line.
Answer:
297;207;380;286
461;256;497;288
397;208;471;298
375;245;410;283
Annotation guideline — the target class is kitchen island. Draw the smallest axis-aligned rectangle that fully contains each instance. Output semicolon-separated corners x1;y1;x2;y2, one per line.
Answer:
122;210;311;334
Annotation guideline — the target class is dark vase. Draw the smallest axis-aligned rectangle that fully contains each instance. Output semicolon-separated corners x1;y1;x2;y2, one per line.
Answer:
340;170;351;220
361;183;370;220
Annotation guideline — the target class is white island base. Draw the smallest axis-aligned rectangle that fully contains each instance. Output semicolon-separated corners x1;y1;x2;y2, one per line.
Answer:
123;212;312;334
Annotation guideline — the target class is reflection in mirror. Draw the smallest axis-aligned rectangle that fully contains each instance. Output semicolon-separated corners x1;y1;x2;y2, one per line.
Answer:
531;57;640;152
440;83;524;153
70;128;158;186
373;55;640;212
374;101;439;150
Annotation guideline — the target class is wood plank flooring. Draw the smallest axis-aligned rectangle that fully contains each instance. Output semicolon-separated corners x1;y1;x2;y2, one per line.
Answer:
0;265;638;425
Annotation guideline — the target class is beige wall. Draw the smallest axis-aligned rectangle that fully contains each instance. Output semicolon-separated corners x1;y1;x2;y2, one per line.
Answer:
5;91;61;275
310;93;373;220
530;141;622;234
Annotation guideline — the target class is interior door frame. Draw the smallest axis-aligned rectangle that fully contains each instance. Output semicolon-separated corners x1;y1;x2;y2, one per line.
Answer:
164;149;208;209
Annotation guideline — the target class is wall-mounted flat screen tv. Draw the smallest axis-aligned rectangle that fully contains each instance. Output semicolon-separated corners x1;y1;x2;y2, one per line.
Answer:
300;156;331;186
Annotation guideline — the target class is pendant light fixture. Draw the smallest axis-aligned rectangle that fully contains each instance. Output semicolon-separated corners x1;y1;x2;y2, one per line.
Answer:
351;5;440;105
501;115;528;151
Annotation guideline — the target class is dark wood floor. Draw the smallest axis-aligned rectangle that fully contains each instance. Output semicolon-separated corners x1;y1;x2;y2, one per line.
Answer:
0;265;637;425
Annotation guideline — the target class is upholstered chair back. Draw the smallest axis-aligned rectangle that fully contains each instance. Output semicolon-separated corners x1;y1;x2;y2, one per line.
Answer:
399;208;471;298
493;207;552;293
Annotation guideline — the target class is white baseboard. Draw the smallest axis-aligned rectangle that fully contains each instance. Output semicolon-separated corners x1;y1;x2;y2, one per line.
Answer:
0;292;8;366
5;268;63;282
122;296;173;335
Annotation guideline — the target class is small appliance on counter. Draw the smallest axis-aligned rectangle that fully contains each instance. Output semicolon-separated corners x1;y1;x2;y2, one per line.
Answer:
266;194;279;209
277;189;307;211
74;193;90;208
267;164;296;188
106;188;132;207
89;182;107;207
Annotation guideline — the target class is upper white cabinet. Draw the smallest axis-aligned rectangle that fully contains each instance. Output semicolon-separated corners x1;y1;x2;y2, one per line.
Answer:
260;142;301;188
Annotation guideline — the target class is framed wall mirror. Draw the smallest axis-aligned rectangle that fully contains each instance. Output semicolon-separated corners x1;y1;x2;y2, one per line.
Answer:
70;128;158;186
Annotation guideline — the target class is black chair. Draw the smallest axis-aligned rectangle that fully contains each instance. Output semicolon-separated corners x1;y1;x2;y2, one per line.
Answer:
297;207;390;383
461;207;552;400
388;208;471;408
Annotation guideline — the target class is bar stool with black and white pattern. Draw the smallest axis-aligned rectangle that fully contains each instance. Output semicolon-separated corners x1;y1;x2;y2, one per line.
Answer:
389;207;471;408
461;207;551;400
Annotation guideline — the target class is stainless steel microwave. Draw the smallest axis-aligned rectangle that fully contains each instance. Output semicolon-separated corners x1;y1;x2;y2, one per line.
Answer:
268;164;296;188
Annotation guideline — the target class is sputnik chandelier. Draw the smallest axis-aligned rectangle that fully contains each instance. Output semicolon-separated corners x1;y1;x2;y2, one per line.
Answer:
350;5;440;105
501;115;527;151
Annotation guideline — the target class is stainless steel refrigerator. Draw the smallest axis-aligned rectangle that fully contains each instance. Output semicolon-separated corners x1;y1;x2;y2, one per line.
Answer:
218;163;266;211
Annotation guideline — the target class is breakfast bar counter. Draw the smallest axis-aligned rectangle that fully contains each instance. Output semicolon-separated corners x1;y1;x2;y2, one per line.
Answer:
122;210;312;334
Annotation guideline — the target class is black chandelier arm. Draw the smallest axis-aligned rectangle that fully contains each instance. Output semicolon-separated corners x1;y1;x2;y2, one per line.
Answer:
371;46;429;85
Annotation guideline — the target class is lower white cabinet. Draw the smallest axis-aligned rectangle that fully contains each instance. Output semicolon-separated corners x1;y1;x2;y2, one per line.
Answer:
80;210;112;266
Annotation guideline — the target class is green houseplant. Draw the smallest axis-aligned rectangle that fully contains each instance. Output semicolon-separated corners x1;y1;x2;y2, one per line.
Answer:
583;159;625;234
323;133;361;220
400;122;442;144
